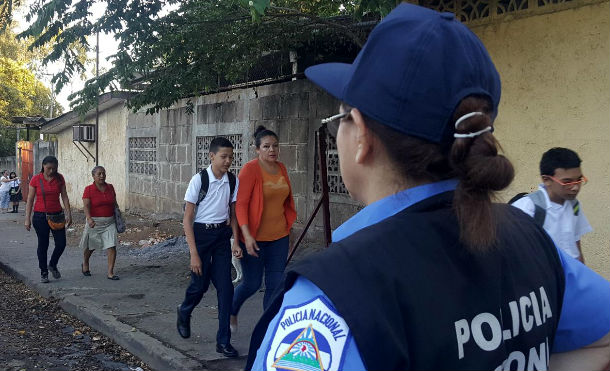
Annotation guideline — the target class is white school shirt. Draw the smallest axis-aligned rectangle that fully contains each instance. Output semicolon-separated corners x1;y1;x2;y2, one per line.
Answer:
184;166;239;224
512;185;592;259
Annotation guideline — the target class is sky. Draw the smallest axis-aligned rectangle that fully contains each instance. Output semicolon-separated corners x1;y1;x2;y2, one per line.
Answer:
14;2;118;114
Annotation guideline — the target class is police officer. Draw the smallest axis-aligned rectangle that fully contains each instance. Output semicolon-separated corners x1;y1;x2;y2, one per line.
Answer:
246;3;610;370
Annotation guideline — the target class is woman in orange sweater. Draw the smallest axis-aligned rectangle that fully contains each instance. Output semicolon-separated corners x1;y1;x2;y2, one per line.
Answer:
230;125;296;332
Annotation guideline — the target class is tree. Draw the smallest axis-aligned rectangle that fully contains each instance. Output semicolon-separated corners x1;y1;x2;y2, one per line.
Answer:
19;0;400;115
0;25;63;156
0;0;23;30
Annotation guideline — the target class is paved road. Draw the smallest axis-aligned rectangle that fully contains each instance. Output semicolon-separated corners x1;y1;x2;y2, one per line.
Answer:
0;210;265;371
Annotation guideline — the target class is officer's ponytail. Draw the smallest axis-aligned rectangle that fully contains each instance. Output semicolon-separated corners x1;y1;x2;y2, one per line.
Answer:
448;95;514;251
356;94;513;252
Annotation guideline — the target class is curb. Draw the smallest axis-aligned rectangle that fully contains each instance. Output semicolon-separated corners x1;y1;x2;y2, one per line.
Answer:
60;295;204;371
0;260;203;371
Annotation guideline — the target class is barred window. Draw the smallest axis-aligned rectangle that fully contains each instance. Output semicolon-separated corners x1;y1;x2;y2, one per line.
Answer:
196;135;244;176
128;137;157;175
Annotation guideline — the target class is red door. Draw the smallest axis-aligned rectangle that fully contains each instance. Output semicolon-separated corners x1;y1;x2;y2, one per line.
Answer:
17;141;33;200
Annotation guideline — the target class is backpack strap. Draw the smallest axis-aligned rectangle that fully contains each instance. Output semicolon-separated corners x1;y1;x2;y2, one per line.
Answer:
227;171;236;204
528;190;547;227
508;192;529;204
195;169;210;206
572;199;580;216
195;169;236;207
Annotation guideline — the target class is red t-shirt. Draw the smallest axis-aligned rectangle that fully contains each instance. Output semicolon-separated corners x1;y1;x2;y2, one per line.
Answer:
30;173;65;213
82;183;116;217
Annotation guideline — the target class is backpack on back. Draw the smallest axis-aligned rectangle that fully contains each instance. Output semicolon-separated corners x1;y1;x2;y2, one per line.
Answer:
509;189;580;227
183;170;236;212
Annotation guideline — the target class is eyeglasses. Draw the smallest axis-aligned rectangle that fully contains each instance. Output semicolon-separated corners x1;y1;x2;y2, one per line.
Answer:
547;175;588;187
321;110;351;138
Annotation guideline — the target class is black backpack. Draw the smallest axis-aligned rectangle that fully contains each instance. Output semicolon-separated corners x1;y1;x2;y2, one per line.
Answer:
509;190;579;227
184;170;237;211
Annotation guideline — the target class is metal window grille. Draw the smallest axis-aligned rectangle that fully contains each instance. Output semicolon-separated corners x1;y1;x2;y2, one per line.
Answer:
313;135;349;195
128;137;157;175
196;135;244;176
418;0;573;22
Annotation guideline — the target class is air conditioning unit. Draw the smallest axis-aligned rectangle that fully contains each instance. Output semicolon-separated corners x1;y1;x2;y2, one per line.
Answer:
73;125;95;142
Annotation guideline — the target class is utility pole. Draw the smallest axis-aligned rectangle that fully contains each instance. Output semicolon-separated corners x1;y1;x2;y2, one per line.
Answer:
95;31;99;166
41;73;55;140
41;73;55;118
49;89;54;118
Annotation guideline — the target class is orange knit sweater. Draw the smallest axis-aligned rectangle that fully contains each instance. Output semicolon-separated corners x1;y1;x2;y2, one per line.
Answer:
236;159;297;242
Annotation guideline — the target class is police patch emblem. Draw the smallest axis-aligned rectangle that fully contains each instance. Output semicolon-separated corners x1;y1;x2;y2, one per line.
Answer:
265;296;351;371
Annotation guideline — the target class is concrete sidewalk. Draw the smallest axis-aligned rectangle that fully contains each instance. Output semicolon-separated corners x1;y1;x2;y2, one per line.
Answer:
0;211;265;371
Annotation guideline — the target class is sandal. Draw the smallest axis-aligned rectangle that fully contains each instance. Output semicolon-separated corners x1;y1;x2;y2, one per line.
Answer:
81;264;91;276
107;275;120;280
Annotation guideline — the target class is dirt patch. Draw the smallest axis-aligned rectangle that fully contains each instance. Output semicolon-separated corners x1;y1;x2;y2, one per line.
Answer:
66;210;184;250
64;209;325;266
0;267;150;371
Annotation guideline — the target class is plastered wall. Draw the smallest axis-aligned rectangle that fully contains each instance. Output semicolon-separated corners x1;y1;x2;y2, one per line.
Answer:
56;104;128;210
472;0;610;278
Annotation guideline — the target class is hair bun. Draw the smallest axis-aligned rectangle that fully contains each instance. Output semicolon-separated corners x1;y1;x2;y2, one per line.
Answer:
253;125;267;139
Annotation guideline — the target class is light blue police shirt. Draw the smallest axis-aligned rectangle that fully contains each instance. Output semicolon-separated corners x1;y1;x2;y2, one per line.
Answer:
252;179;610;370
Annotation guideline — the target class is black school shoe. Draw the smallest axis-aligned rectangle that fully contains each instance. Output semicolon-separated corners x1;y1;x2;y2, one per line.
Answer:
216;343;238;358
49;266;61;279
176;305;191;339
40;272;49;283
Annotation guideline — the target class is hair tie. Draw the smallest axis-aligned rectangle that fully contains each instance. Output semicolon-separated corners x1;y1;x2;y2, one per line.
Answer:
454;112;492;138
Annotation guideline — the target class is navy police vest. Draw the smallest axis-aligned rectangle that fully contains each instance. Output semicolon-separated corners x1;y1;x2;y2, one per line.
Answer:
247;191;565;370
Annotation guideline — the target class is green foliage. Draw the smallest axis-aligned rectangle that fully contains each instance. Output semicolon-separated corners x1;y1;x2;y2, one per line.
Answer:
0;0;22;30
0;25;62;156
0;27;62;121
20;0;398;115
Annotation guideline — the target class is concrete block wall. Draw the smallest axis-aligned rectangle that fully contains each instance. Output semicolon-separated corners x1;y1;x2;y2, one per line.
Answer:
158;107;192;215
126;79;360;245
32;141;57;176
0;156;16;172
126;110;161;215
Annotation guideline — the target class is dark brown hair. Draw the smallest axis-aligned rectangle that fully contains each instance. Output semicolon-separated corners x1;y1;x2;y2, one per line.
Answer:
40;155;63;183
449;96;514;250
357;95;514;251
253;125;278;148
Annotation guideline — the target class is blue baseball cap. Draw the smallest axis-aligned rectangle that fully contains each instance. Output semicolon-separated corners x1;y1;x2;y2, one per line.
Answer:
305;3;501;145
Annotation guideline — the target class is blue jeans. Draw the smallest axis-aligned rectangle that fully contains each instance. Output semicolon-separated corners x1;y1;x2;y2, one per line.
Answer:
179;224;234;345
32;212;66;274
0;190;9;209
232;235;289;315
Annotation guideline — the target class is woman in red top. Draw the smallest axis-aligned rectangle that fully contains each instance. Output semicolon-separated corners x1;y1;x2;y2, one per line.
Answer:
79;166;120;280
24;156;72;283
230;125;297;332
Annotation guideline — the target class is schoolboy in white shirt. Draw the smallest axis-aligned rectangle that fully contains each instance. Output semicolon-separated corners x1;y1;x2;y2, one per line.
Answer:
512;147;592;263
176;137;240;357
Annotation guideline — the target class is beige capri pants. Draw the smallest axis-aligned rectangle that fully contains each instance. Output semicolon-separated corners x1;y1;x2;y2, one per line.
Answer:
79;216;118;251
